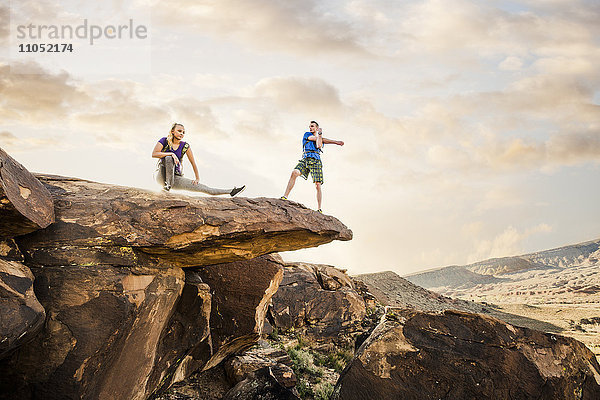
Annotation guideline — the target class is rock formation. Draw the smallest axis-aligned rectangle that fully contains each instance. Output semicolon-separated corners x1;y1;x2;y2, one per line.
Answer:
333;309;600;400
197;255;283;350
144;270;212;395
224;340;297;391
6;147;599;400
0;148;353;400
0;148;54;237
0;258;45;359
222;366;300;400
17;174;352;269
269;262;366;342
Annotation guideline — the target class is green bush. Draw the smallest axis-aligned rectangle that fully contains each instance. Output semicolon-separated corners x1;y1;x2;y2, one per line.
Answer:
321;348;353;373
296;378;314;398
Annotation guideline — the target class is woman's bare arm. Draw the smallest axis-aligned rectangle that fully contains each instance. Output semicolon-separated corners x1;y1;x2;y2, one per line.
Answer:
185;147;201;184
152;142;180;164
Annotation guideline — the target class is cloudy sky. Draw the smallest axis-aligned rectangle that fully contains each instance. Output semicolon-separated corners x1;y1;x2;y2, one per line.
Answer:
1;0;599;275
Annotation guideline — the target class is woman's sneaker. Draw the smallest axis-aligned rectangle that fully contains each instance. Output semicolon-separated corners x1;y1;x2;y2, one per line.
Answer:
230;185;246;197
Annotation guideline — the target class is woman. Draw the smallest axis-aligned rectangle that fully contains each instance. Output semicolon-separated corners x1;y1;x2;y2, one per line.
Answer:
152;123;245;196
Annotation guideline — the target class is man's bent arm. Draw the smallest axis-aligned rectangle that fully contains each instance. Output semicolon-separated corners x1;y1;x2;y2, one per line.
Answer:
308;136;344;146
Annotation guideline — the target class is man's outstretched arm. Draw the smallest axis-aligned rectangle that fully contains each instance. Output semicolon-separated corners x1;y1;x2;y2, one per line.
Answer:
322;137;344;146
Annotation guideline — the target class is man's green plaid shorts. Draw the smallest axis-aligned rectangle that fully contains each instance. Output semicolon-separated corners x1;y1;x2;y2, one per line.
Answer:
295;157;324;184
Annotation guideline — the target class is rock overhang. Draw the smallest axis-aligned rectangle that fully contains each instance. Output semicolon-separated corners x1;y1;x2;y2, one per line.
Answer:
15;174;352;268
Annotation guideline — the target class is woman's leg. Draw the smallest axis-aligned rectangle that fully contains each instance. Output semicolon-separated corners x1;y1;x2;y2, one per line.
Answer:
172;175;232;195
161;157;175;189
155;163;165;186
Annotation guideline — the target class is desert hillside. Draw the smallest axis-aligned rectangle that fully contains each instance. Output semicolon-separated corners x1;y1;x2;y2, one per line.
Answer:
405;238;600;358
405;238;600;303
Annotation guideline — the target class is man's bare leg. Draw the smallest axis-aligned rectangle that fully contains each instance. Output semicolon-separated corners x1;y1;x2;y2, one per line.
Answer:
316;182;322;210
283;169;301;198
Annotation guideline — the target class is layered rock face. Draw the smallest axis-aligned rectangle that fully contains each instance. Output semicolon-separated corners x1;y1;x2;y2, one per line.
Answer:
0;149;352;400
333;309;600;400
198;255;284;350
1;265;185;400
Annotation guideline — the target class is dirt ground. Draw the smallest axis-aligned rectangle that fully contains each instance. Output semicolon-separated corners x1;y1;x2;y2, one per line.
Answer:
484;302;600;361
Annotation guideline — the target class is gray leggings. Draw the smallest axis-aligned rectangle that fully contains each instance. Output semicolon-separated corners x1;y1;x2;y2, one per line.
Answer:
156;156;231;195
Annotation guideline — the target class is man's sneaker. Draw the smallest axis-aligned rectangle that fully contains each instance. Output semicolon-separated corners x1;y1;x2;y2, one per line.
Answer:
230;185;246;197
280;196;288;200
162;183;171;192
317;209;323;213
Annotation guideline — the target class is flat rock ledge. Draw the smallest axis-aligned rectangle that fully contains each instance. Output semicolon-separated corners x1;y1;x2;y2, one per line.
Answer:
17;174;352;268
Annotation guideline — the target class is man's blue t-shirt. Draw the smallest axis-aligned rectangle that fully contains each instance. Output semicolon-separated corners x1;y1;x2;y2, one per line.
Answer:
302;132;322;160
158;137;186;174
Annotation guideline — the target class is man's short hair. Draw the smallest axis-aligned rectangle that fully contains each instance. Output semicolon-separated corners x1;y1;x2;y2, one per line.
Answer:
310;120;319;127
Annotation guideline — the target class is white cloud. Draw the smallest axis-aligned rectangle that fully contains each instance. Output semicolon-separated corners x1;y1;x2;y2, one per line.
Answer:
499;56;523;71
476;186;524;212
0;131;16;146
151;0;370;57
254;76;344;115
469;224;554;262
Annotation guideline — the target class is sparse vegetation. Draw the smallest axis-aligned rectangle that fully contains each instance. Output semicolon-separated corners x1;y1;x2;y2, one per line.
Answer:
313;348;353;373
313;381;335;400
386;309;399;321
580;317;600;325
267;330;356;399
267;326;280;341
288;347;322;378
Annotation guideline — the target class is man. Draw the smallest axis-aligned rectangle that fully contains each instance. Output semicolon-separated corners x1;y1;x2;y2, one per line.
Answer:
281;120;344;213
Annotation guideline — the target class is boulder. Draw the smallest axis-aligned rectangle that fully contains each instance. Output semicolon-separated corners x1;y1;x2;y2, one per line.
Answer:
270;262;366;342
0;147;54;237
225;340;296;389
16;174;352;268
333;309;600;400
0;259;45;359
222;366;300;400
0;265;185;400
152;364;232;400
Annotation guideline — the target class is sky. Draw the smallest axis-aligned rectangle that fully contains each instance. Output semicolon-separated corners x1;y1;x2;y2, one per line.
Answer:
1;0;599;276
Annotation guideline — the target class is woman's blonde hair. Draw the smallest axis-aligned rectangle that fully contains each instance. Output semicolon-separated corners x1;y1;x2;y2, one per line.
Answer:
167;123;184;149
